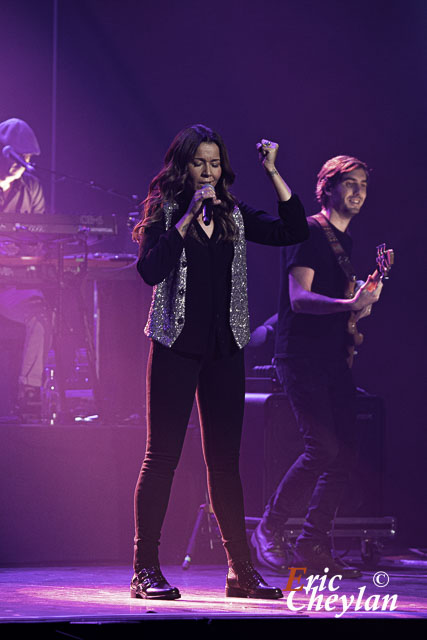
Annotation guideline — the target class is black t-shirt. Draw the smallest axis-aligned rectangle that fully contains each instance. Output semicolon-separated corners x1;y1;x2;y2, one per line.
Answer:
275;215;352;360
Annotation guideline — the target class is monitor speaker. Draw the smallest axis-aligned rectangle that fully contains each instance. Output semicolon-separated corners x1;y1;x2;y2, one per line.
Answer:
240;391;385;518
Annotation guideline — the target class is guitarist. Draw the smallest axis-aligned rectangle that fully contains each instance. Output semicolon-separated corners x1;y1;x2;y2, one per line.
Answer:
252;155;382;578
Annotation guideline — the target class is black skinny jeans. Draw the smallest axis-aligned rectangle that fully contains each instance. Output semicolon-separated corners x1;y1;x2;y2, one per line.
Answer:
264;356;358;541
133;340;251;570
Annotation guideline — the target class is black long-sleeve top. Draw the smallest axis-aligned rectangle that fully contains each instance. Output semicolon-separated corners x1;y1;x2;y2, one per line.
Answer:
138;195;308;355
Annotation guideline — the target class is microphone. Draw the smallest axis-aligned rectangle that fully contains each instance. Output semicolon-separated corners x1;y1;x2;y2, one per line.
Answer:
2;145;35;172
202;198;214;226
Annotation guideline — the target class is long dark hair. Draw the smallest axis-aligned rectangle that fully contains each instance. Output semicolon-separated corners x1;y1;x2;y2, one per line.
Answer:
132;124;238;242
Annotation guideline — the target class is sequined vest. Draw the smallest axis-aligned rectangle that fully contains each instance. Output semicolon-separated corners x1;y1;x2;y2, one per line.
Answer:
144;201;251;349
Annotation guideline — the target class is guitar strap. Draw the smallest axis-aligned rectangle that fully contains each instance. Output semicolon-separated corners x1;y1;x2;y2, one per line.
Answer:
312;213;357;298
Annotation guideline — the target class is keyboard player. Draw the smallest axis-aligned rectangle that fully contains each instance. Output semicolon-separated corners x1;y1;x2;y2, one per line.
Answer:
0;118;51;421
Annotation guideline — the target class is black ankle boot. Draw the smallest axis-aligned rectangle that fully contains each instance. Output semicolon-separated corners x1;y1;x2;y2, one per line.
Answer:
293;540;362;579
226;560;283;599
130;566;181;600
251;520;292;574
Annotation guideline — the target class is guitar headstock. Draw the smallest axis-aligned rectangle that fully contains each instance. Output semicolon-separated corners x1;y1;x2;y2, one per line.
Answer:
376;243;394;279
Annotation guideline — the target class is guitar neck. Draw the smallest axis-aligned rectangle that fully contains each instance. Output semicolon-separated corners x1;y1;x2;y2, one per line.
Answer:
365;268;381;292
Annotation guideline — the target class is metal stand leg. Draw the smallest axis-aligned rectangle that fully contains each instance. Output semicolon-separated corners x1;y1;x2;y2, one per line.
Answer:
181;491;218;570
43;237;100;425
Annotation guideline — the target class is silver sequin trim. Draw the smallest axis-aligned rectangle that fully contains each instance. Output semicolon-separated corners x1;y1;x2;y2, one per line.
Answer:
230;207;250;349
144;202;187;346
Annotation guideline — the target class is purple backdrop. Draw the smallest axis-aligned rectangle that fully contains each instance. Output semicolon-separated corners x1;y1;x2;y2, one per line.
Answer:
1;0;426;552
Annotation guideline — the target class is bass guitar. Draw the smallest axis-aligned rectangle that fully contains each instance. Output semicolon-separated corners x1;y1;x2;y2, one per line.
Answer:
346;243;394;367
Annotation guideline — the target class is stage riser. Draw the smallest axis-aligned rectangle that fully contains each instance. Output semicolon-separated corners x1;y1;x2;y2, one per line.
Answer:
0;392;385;566
0;423;205;565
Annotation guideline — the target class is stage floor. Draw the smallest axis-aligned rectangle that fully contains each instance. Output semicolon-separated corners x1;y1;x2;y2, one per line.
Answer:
1;555;426;627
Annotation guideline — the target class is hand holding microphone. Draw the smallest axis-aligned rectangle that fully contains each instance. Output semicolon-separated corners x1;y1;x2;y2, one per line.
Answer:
176;184;221;239
191;184;220;223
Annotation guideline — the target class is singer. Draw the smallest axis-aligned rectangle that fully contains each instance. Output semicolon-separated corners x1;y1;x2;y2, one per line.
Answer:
130;124;308;600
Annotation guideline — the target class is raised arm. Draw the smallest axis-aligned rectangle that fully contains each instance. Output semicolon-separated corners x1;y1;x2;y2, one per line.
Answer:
240;139;308;246
256;139;292;202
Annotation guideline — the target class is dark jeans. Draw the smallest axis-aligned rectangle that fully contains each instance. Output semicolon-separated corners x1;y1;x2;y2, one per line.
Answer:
264;356;358;542
133;340;251;570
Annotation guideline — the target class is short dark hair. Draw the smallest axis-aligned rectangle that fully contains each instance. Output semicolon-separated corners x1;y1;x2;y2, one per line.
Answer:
316;155;369;207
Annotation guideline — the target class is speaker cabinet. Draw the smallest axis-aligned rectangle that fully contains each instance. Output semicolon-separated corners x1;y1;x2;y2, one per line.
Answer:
240;391;385;518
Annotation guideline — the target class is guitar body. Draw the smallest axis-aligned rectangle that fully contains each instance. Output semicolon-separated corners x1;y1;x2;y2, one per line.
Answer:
346;320;364;367
312;212;394;369
345;280;364;368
